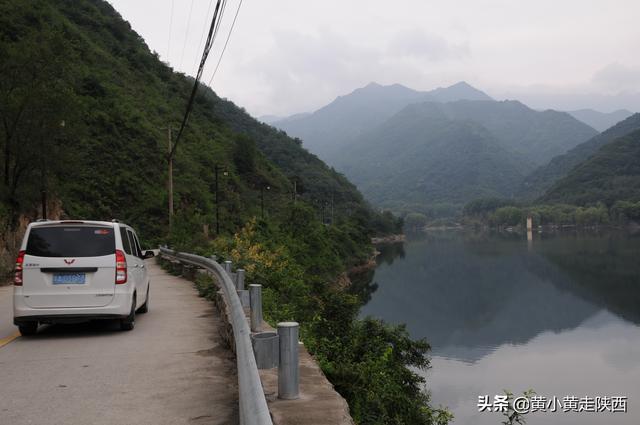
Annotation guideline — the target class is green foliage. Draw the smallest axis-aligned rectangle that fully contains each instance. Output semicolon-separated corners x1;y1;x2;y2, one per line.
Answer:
404;212;428;230
204;217;449;425
522;113;640;199
233;134;257;177
463;198;517;218
464;198;611;227
489;207;524;227
611;200;640;223
309;318;452;425
501;390;536;425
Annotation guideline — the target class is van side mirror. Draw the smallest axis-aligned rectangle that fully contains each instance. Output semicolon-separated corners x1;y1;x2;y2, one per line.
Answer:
143;250;155;259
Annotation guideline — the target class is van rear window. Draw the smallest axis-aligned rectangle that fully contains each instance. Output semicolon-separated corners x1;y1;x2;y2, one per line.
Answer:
26;226;115;257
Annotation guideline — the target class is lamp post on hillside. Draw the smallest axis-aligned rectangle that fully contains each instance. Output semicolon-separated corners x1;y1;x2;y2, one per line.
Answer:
261;185;271;219
214;165;228;235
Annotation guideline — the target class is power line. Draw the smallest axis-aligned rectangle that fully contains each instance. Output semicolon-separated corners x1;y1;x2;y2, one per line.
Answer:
169;0;224;160
212;0;229;44
178;0;197;71
208;0;243;86
192;0;215;74
166;0;175;59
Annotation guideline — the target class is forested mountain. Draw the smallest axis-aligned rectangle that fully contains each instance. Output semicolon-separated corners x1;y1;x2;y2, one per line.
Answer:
0;0;396;246
522;113;640;198
414;100;597;166
541;129;640;206
271;81;492;161
333;102;530;214
327;98;596;215
568;108;634;132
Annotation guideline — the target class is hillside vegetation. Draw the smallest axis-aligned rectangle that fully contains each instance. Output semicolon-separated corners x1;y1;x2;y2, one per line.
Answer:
335;102;529;215
0;0;396;242
521;113;640;198
542;129;640;206
329;99;595;216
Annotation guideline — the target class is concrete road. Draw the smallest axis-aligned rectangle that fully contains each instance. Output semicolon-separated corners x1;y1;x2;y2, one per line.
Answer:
0;261;238;425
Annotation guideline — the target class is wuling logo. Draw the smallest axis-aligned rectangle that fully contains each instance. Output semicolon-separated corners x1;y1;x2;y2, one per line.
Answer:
64;259;76;265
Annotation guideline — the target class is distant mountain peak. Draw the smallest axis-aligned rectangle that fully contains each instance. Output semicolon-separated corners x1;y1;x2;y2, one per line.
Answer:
429;81;493;102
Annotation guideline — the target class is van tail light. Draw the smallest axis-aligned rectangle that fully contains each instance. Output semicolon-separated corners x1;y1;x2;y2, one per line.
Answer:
115;249;127;284
14;250;25;286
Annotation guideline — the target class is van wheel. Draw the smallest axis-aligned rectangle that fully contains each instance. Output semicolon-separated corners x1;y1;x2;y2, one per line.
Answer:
120;295;136;331
137;286;149;314
18;322;38;336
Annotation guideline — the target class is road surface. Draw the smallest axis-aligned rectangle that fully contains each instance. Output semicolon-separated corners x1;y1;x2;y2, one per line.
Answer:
0;261;238;425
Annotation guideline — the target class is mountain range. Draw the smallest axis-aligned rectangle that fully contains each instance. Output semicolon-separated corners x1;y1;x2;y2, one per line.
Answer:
271;81;492;161
269;82;601;213
567;109;634;132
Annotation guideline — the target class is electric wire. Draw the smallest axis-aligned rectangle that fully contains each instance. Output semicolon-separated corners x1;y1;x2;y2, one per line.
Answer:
208;0;243;86
192;0;216;75
169;0;223;160
166;0;175;60
178;0;197;70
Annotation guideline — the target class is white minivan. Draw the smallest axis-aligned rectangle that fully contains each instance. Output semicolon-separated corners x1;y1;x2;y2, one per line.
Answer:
13;220;154;335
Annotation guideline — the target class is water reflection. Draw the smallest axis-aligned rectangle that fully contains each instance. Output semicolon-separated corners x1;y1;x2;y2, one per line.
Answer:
361;230;640;425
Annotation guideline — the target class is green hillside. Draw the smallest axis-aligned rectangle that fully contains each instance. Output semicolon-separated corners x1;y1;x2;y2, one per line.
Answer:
542;129;640;206
428;100;597;166
334;102;530;215
0;0;387;244
522;113;640;198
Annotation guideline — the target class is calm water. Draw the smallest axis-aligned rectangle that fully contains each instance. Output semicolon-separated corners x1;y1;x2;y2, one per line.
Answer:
360;230;640;425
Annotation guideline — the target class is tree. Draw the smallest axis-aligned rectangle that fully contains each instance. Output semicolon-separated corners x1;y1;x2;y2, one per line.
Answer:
233;134;257;176
405;212;428;231
0;27;80;226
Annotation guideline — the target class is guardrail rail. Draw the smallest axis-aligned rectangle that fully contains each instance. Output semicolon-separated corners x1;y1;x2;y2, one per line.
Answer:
159;248;273;425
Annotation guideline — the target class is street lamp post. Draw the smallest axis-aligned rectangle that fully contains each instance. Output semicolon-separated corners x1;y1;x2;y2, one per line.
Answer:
214;165;228;235
261;185;271;219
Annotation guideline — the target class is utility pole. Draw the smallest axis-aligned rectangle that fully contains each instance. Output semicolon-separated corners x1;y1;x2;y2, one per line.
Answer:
167;127;174;230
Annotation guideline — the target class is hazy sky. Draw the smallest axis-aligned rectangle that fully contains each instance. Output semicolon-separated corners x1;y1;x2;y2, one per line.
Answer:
108;0;640;117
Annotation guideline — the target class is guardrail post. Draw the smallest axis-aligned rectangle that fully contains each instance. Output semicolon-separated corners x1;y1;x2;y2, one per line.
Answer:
278;322;300;400
224;260;232;276
236;269;245;290
249;284;263;332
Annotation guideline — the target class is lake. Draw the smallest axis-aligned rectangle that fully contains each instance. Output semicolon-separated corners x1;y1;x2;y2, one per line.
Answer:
360;230;640;425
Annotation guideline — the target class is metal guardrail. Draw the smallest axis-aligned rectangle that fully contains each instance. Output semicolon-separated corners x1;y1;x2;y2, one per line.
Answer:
159;248;273;425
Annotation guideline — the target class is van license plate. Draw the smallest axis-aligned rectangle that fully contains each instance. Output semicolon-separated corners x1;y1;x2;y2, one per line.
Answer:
53;273;86;285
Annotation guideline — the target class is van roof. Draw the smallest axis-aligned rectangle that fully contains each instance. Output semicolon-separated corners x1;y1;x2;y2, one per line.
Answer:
30;220;128;228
